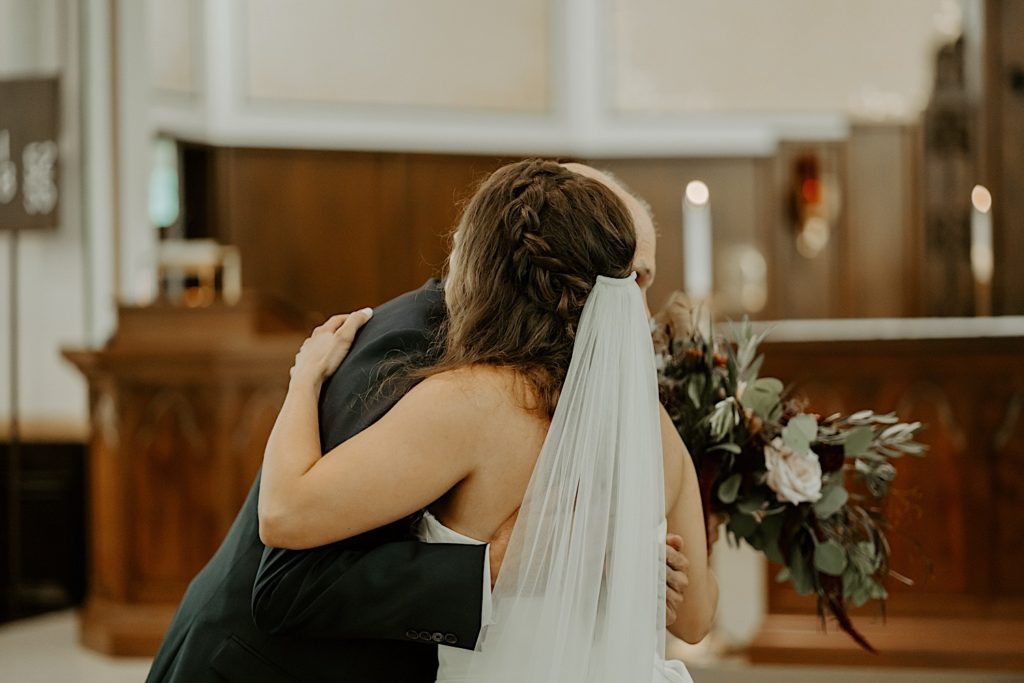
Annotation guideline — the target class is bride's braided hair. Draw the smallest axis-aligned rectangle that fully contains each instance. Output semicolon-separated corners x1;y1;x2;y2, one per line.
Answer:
419;158;636;417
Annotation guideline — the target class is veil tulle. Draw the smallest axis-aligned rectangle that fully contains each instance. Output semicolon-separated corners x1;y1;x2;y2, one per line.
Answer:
467;271;666;682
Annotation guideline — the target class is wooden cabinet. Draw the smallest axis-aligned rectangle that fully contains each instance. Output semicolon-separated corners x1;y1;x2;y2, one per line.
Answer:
63;299;303;656
746;326;1024;670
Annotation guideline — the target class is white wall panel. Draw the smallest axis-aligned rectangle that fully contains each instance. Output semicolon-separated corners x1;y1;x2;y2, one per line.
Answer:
612;0;956;119
244;0;550;112
148;0;197;95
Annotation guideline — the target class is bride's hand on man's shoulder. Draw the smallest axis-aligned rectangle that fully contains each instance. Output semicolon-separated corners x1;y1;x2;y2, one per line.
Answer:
290;308;374;387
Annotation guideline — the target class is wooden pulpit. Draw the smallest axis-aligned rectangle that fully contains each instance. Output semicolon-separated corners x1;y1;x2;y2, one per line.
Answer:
63;298;304;656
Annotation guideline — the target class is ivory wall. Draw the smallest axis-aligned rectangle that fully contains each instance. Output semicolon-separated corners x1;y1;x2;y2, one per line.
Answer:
1;0;971;454
612;0;956;117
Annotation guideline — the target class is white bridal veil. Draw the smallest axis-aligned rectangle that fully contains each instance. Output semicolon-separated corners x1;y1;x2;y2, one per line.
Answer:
468;272;667;682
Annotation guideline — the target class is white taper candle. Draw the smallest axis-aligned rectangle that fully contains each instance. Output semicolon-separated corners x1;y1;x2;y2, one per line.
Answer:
683;180;713;301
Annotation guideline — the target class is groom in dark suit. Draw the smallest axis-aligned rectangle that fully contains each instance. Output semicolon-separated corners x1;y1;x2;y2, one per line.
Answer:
147;280;495;683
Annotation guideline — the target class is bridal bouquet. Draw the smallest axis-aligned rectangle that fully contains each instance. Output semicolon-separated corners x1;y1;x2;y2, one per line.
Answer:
652;294;927;651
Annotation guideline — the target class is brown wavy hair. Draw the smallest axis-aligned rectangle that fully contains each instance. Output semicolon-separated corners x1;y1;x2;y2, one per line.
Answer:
417;159;636;417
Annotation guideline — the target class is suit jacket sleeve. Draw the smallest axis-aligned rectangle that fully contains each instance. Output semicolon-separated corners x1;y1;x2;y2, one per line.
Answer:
252;533;487;649
251;281;486;650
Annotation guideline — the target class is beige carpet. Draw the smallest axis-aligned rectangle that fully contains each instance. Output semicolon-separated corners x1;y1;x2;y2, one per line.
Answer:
0;611;1019;683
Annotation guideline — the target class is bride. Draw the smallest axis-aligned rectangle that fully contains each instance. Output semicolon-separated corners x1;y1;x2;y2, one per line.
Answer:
258;159;718;682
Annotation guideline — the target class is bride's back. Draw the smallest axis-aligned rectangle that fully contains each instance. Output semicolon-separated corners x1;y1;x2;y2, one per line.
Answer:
424;365;550;542
423;361;685;545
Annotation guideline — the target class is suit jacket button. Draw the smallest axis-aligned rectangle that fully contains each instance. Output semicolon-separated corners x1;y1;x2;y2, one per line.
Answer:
405;629;418;640
419;631;431;641
444;633;457;644
431;632;444;643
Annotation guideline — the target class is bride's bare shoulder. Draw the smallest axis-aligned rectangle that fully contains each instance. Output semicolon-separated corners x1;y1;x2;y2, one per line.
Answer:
404;365;531;421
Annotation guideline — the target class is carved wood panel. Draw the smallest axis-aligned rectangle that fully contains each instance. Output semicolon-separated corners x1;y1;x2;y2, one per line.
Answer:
759;337;1024;619
63;305;302;655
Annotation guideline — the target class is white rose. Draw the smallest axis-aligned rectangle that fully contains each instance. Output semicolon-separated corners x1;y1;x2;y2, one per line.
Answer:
764;436;823;504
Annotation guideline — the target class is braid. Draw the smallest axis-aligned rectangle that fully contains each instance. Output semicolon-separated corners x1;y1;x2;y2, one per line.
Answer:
413;158;636;417
503;164;596;338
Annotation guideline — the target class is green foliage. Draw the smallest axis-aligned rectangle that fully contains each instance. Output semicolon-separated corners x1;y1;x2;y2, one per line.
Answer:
782;414;817;455
718;473;742;504
653;310;927;650
740;377;783;420
814;484;849;519
727;512;758;539
788;546;817;595
814;539;848;576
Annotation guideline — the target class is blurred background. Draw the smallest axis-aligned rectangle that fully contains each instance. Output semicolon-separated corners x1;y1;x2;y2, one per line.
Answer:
0;0;1022;681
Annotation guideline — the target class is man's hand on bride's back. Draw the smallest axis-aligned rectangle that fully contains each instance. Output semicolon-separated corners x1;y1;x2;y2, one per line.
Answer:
665;533;690;627
291;308;374;386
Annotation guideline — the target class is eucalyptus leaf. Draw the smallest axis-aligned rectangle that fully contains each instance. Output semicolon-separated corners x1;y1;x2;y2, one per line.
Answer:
898;442;928;456
850;541;880;575
686;380;702;409
843;568;884;607
709;442;742;455
759;512;785;563
788;548;816;595
740;353;765;384
783;414;817;454
843;426;874;456
813;485;849;519
813;539;848;576
847;410;875;424
709;399;737;440
775;567;791;583
764;535;785;564
740;377;783;419
754;377;784;395
718;473;743;504
737;494;766;514
727;512;758;539
842;566;867;606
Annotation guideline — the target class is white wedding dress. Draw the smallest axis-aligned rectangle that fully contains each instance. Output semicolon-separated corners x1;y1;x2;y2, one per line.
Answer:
415;511;694;683
413;273;697;683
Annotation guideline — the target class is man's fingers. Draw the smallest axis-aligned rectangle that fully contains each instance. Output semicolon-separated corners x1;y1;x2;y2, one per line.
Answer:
667;533;684;551
666;544;689;572
666;567;689;593
666;586;684;624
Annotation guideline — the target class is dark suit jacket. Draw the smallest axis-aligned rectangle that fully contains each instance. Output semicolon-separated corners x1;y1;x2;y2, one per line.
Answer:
146;280;487;683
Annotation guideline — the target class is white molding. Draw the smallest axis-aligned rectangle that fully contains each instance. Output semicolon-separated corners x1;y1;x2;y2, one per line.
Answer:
115;0;156;304
148;0;854;158
81;0;116;345
749;316;1024;342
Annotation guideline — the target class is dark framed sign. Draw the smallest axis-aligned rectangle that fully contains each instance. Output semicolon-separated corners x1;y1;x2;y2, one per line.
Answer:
0;77;60;230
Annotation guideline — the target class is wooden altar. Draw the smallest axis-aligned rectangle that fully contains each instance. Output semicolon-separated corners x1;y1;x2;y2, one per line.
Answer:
62;298;304;656
745;317;1024;670
64;305;1024;664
